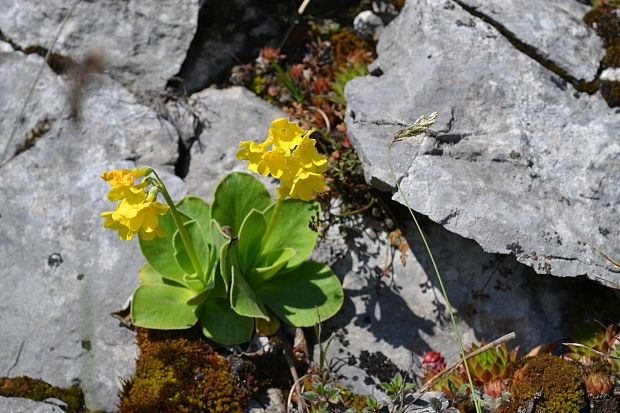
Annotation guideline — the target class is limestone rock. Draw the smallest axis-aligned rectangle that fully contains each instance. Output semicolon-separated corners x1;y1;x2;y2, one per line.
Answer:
0;51;183;411
0;397;63;413
345;0;620;283
0;51;64;163
456;0;603;82
0;0;199;90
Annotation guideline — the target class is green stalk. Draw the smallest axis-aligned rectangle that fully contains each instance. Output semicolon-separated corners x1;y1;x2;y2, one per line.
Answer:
387;143;481;412
263;199;283;244
152;171;204;282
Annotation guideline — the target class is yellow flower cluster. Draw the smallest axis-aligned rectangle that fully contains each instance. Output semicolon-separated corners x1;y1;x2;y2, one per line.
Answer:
236;118;327;201
100;168;169;241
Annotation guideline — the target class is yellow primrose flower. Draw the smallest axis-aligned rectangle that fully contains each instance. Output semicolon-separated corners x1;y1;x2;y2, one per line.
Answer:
260;149;288;178
268;118;304;153
236;139;271;174
293;132;328;170
290;171;326;201
101;168;148;202
101;192;169;241
237;119;328;201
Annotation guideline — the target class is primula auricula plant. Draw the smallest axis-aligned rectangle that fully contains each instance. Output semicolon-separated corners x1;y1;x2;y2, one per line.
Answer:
100;119;343;345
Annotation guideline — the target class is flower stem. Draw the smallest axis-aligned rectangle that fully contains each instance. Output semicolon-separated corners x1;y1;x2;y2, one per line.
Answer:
152;171;204;282
387;143;481;413
263;199;283;244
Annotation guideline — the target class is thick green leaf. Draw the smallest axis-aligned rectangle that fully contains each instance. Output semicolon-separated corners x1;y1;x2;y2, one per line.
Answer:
230;265;270;320
138;263;184;288
238;209;267;272
185;284;213;306
212;173;273;237
173;220;210;284
139;210;187;281
262;199;319;268
199;298;254;345
138;263;165;285
131;284;198;329
177;197;212;246
247;247;296;287
257;261;343;327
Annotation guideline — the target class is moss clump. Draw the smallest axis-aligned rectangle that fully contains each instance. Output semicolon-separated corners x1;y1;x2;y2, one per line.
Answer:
604;45;620;68
119;328;257;413
583;7;620;46
601;81;620;107
496;355;585;413
0;376;85;413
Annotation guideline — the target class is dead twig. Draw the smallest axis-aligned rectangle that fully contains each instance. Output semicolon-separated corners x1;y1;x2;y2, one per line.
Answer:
413;332;516;398
278;329;306;413
562;342;620;361
587;242;620;269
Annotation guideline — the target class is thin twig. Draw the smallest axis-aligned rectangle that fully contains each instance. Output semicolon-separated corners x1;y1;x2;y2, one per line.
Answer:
1;0;81;167
587;242;620;268
279;329;306;413
287;374;309;413
308;105;331;135
413;332;516;398
562;342;620;361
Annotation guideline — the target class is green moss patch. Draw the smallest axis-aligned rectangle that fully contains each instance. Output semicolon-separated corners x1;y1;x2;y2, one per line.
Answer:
497;354;585;413
119;328;257;413
0;376;85;413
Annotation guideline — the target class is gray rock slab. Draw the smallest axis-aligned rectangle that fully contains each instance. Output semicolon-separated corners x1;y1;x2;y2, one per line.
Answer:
183;87;288;199
456;0;603;82
0;397;64;413
345;0;620;283
311;212;579;398
0;0;199;91
0;51;64;163
0;52;183;411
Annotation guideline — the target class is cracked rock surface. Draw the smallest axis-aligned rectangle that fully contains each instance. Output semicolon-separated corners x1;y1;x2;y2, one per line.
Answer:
455;0;603;82
0;51;184;411
311;212;578;398
0;51;64;159
345;0;620;283
0;0;199;90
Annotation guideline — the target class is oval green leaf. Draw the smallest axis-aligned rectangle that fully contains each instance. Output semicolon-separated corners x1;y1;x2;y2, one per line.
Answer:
238;209;267;272
262;199;319;269
257;261;343;327
177;196;212;245
139;210;187;281
230;265;270;320
212;172;273;237
199;298;254;345
131;284;198;329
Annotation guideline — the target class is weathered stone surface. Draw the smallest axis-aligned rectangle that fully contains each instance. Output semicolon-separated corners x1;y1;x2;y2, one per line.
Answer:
0;51;183;411
182;86;287;198
0;397;63;413
0;0;199;90
312;212;579;398
0;51;64;163
345;0;620;283
456;0;603;82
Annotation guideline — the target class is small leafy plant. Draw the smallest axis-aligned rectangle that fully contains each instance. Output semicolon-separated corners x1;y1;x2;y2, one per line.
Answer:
100;119;344;345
